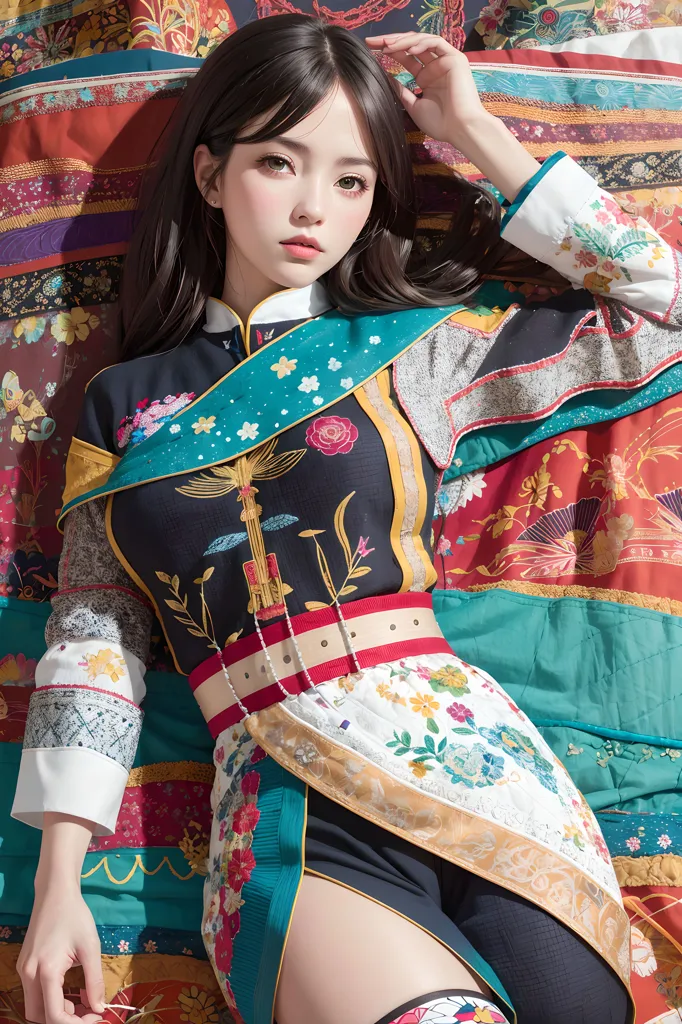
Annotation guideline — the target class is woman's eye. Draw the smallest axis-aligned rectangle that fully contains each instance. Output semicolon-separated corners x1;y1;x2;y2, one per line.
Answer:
338;176;369;195
265;156;290;173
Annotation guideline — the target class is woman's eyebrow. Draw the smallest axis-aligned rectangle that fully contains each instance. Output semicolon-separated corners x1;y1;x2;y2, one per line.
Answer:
268;135;377;170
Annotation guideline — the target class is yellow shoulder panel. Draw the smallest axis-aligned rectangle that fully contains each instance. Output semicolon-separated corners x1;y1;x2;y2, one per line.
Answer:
61;436;120;509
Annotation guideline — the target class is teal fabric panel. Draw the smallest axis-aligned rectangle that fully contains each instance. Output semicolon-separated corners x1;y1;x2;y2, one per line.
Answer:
596;811;682;857
238;759;307;1024
0;48;203;95
444;361;682;482
433;588;682;813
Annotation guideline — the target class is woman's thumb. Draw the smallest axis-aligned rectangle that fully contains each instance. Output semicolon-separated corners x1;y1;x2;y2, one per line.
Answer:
78;946;105;1014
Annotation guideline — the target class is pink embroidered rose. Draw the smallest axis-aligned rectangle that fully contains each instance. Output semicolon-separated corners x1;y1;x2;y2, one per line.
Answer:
240;770;261;797
232;803;260;836
306;415;358;456
227;847;256;891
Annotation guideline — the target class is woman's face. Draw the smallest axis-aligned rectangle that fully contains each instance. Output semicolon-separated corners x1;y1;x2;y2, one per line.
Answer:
194;85;378;309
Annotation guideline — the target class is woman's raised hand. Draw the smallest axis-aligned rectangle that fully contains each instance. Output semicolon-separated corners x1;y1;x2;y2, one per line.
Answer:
366;30;541;202
365;32;487;147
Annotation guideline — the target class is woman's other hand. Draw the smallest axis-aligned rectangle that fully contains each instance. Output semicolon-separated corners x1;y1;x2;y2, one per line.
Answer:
17;814;105;1024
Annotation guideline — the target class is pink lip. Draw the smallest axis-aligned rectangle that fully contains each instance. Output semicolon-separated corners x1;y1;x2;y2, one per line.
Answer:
281;235;322;250
280;242;322;260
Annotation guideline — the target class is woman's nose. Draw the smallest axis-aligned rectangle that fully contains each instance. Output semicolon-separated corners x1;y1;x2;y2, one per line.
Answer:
292;186;324;224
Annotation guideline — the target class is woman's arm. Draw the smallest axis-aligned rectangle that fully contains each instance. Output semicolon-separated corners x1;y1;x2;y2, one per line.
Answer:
368;32;679;322
13;498;154;1023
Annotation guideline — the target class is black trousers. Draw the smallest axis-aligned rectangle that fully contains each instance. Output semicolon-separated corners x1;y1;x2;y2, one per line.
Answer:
305;789;630;1024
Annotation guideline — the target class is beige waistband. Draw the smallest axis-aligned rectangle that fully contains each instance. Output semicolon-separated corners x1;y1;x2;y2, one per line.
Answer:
192;602;449;733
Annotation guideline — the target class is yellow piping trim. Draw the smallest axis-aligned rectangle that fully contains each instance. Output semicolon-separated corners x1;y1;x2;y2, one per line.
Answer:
354;375;413;591
59;306;463;523
0;158;148;181
464;579;682;618
170;296;314;418
270;785;309;1024
105;494;186;676
81;853;198;884
0;198;137;233
303;867;515;1023
126;761;215;787
377;370;437;590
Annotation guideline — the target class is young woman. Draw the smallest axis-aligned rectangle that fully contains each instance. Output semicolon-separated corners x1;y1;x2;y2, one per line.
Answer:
12;14;681;1024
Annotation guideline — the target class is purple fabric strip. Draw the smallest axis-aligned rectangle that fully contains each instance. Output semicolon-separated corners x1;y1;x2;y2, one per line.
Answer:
0;210;135;265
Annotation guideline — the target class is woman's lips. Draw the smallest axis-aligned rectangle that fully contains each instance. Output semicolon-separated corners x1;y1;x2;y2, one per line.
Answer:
280;242;321;260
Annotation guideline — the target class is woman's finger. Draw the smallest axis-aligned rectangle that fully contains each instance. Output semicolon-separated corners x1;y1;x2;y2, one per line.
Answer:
19;964;47;1024
41;969;75;1024
77;946;105;1016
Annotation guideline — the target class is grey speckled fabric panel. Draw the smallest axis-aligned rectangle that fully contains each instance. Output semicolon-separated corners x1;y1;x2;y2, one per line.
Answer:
395;287;682;469
46;499;153;663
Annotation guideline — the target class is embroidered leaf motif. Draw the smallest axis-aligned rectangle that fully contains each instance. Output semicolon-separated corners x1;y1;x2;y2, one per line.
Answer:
334;492;355;570
315;541;335;597
156;572;171;584
171;574;180;591
165;600;186;613
204;533;248;555
299;529;325;537
194;567;215;584
262;514;299;532
305;601;329;612
338;585;357;597
349;565;372;578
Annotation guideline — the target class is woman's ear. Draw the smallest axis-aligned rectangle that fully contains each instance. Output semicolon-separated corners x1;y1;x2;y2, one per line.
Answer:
193;144;222;209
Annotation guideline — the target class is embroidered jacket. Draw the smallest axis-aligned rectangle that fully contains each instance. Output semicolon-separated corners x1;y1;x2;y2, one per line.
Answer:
12;154;682;835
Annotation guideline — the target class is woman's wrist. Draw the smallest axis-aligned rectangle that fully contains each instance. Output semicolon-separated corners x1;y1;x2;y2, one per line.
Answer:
443;112;542;203
35;813;95;893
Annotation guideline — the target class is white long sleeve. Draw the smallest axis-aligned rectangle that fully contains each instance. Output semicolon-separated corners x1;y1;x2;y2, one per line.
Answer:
500;151;680;321
12;498;154;835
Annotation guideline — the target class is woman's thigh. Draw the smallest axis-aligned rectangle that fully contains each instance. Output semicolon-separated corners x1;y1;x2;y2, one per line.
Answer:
447;872;630;1024
275;874;487;1024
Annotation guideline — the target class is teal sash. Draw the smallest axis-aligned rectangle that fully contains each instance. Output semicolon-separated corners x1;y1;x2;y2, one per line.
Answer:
59;302;464;524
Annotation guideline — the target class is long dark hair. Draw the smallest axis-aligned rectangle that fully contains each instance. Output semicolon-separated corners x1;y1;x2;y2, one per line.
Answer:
120;14;511;359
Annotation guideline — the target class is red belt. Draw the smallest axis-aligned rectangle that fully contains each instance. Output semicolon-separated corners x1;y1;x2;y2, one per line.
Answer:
188;593;451;737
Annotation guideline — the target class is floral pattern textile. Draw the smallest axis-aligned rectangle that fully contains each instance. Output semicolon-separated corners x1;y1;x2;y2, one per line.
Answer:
203;731;266;1023
476;0;682;50
117;393;196;450
387;993;510;1023
248;655;619;895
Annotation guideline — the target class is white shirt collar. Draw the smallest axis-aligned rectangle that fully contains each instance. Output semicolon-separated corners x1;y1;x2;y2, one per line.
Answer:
203;280;332;333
